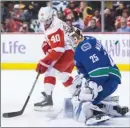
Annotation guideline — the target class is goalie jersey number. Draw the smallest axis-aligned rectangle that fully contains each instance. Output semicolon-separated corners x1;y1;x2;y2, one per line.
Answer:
89;54;99;63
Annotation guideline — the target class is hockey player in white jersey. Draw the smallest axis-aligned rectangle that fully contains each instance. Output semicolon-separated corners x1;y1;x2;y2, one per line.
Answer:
34;7;77;110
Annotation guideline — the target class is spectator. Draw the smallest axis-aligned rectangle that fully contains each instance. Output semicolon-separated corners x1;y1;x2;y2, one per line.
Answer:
117;17;130;32
4;15;23;32
115;9;130;29
67;1;77;10
104;8;115;31
83;19;101;32
63;8;73;18
1;1;130;32
1;2;9;22
91;10;101;28
80;1;87;12
20;6;32;22
28;2;40;19
19;22;34;32
6;2;14;16
13;4;22;19
65;18;73;28
72;11;84;30
80;1;93;25
115;2;126;16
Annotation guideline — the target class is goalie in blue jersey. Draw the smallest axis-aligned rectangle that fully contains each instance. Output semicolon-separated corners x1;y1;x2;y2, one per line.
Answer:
64;27;129;125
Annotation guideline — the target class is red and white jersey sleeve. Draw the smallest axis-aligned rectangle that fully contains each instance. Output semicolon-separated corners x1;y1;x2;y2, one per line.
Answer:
42;41;51;55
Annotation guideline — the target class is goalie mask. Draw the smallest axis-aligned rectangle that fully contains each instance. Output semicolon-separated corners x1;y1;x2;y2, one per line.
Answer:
38;7;54;29
69;27;83;49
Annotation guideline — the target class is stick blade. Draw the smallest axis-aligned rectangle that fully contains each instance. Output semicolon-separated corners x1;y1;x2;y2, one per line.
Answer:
3;111;22;118
3;113;9;118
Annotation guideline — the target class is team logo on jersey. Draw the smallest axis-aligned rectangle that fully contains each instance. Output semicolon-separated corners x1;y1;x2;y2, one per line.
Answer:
81;43;92;52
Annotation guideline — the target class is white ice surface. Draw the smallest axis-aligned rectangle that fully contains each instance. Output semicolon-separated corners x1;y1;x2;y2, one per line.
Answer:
1;70;130;127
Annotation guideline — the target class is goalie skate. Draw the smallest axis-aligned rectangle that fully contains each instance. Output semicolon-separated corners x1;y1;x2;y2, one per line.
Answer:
113;106;129;116
85;113;111;125
98;101;129;116
34;92;53;112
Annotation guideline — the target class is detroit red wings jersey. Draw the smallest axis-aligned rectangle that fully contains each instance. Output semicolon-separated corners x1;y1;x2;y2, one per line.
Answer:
43;17;74;51
40;16;74;67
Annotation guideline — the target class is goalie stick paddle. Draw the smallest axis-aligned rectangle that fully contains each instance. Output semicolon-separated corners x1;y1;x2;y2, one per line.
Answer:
3;73;40;118
46;88;81;120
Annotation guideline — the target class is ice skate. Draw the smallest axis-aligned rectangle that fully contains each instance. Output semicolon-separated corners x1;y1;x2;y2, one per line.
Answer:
113;106;129;116
97;101;129;117
34;92;53;112
85;111;111;125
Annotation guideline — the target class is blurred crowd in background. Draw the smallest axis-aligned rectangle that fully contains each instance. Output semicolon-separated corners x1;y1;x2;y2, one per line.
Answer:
1;1;130;33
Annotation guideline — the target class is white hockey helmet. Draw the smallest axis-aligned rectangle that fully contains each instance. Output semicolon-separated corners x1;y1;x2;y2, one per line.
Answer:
38;7;54;28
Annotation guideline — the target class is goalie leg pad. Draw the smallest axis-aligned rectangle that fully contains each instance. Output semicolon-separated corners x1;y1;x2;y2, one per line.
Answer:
63;98;74;118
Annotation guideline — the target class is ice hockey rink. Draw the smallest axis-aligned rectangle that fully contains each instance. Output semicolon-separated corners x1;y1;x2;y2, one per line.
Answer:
1;70;130;127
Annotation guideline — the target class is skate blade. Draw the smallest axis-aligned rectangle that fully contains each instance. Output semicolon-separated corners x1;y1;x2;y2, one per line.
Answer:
86;115;111;125
34;105;53;112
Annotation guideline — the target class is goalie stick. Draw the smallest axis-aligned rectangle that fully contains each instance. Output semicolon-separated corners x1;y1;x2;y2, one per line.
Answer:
3;73;40;118
45;87;81;120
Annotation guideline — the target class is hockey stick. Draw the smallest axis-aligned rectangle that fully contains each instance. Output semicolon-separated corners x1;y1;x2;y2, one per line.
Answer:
3;72;40;118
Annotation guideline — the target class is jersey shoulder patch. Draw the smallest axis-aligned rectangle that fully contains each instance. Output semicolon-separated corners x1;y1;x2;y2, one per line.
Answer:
81;42;92;52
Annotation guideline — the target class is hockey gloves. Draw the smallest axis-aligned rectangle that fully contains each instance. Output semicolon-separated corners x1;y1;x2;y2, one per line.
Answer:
78;80;103;101
36;60;51;74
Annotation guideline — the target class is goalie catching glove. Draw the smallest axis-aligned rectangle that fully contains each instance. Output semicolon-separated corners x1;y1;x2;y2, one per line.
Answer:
77;79;103;102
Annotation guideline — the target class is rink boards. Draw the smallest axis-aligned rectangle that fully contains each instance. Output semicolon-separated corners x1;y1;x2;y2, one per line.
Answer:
1;33;130;71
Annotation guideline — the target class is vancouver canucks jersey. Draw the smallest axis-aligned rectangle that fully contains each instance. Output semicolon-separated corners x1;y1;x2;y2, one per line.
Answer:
74;36;121;85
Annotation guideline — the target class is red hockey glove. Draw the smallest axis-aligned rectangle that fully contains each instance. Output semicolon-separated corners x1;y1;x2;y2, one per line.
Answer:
42;41;51;55
36;60;51;74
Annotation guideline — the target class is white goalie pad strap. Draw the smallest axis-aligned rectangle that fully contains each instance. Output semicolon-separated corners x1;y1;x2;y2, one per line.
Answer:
87;81;103;99
79;93;93;101
68;74;84;95
53;47;65;52
73;74;84;84
78;80;93;101
39;61;50;67
104;96;119;103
